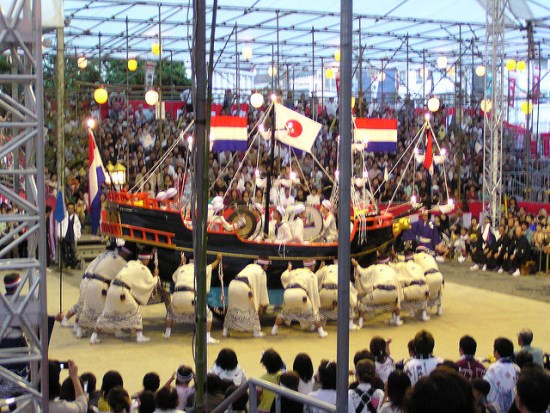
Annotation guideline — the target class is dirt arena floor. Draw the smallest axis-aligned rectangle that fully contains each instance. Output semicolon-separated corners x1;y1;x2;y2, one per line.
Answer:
46;261;550;394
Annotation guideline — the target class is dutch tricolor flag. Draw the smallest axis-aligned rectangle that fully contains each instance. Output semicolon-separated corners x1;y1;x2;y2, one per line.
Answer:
210;116;248;152
354;118;398;153
88;129;106;234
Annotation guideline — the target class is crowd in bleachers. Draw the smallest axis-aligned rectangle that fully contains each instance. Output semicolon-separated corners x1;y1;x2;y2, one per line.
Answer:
42;328;550;413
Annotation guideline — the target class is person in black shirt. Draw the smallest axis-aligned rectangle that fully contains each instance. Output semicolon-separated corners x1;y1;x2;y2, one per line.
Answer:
502;226;530;277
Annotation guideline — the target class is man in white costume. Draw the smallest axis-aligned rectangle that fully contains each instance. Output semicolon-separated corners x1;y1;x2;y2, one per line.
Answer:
223;257;270;338
270;260;327;338
59;245;113;327
60;242;133;338
315;260;359;330
390;249;430;322
163;253;223;344
413;250;444;316
319;200;337;242
289;203;306;243
208;196;235;231
90;247;158;344
268;206;292;243
352;253;403;327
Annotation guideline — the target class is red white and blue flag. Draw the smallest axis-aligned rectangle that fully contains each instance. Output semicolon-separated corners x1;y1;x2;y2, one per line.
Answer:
354;118;397;153
210;116;248;152
275;103;322;154
88;129;106;234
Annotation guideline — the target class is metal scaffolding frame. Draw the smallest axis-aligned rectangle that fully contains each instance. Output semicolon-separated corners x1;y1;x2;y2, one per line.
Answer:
52;1;550;71
482;0;507;226
0;0;48;410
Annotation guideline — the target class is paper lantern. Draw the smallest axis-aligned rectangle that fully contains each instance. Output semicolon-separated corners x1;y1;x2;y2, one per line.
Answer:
250;92;264;109
94;87;108;104
427;97;440;112
351;96;356;109
516;60;526;71
377;71;386;82
145;89;159;106
480;99;492;113
506;59;516;71
520;101;533;115
151;42;161;56
77;57;87;69
475;65;486;77
334;49;340;62
267;66;277;77
242;46;253;61
437;56;447;69
127;59;138;72
325;68;334;79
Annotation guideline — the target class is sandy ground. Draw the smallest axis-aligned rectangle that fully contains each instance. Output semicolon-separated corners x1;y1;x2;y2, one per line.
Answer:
46;261;550;394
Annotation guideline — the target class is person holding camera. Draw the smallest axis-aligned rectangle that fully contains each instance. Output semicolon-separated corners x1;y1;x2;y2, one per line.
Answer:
49;359;88;413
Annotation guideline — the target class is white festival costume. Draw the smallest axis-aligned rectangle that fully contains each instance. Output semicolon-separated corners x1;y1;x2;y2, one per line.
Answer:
278;268;321;324
320;211;338;242
224;263;269;333
390;260;429;315
79;250;128;330
168;262;214;324
354;262;401;313
413;252;444;313
67;252;105;320
315;264;357;320
95;260;157;332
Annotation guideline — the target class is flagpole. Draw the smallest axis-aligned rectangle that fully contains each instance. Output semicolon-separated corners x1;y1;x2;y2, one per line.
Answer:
264;102;276;237
56;21;65;314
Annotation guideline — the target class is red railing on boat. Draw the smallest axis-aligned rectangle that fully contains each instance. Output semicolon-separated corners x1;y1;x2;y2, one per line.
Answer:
101;221;176;246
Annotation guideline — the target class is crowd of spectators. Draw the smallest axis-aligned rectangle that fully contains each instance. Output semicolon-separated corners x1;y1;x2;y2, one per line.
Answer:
425;197;550;274
43;328;550;413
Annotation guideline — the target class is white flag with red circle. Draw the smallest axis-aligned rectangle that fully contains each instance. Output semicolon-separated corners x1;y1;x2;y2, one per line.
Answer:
275;103;322;153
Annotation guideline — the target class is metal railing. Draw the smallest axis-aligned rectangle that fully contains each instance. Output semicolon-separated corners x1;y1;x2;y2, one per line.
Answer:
210;377;337;413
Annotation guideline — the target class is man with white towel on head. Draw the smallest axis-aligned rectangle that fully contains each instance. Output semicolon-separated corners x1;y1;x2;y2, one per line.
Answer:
289;203;306;243
91;246;158;344
271;259;328;338
163;253;223;344
223;257;270;338
319;200;338;242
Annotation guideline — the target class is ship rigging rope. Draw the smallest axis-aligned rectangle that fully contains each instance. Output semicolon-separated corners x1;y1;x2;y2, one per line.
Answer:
383;122;425;211
131;120;195;193
213;106;272;198
427;122;452;203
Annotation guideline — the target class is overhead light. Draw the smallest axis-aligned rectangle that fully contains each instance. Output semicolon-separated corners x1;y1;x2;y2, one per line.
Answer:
127;59;138;71
475;65;486;77
242;46;253;61
151;42;161;56
77;57;88;69
437;56;447;69
145;89;159;106
250;92;264;109
94;87;108;104
428;97;440;112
